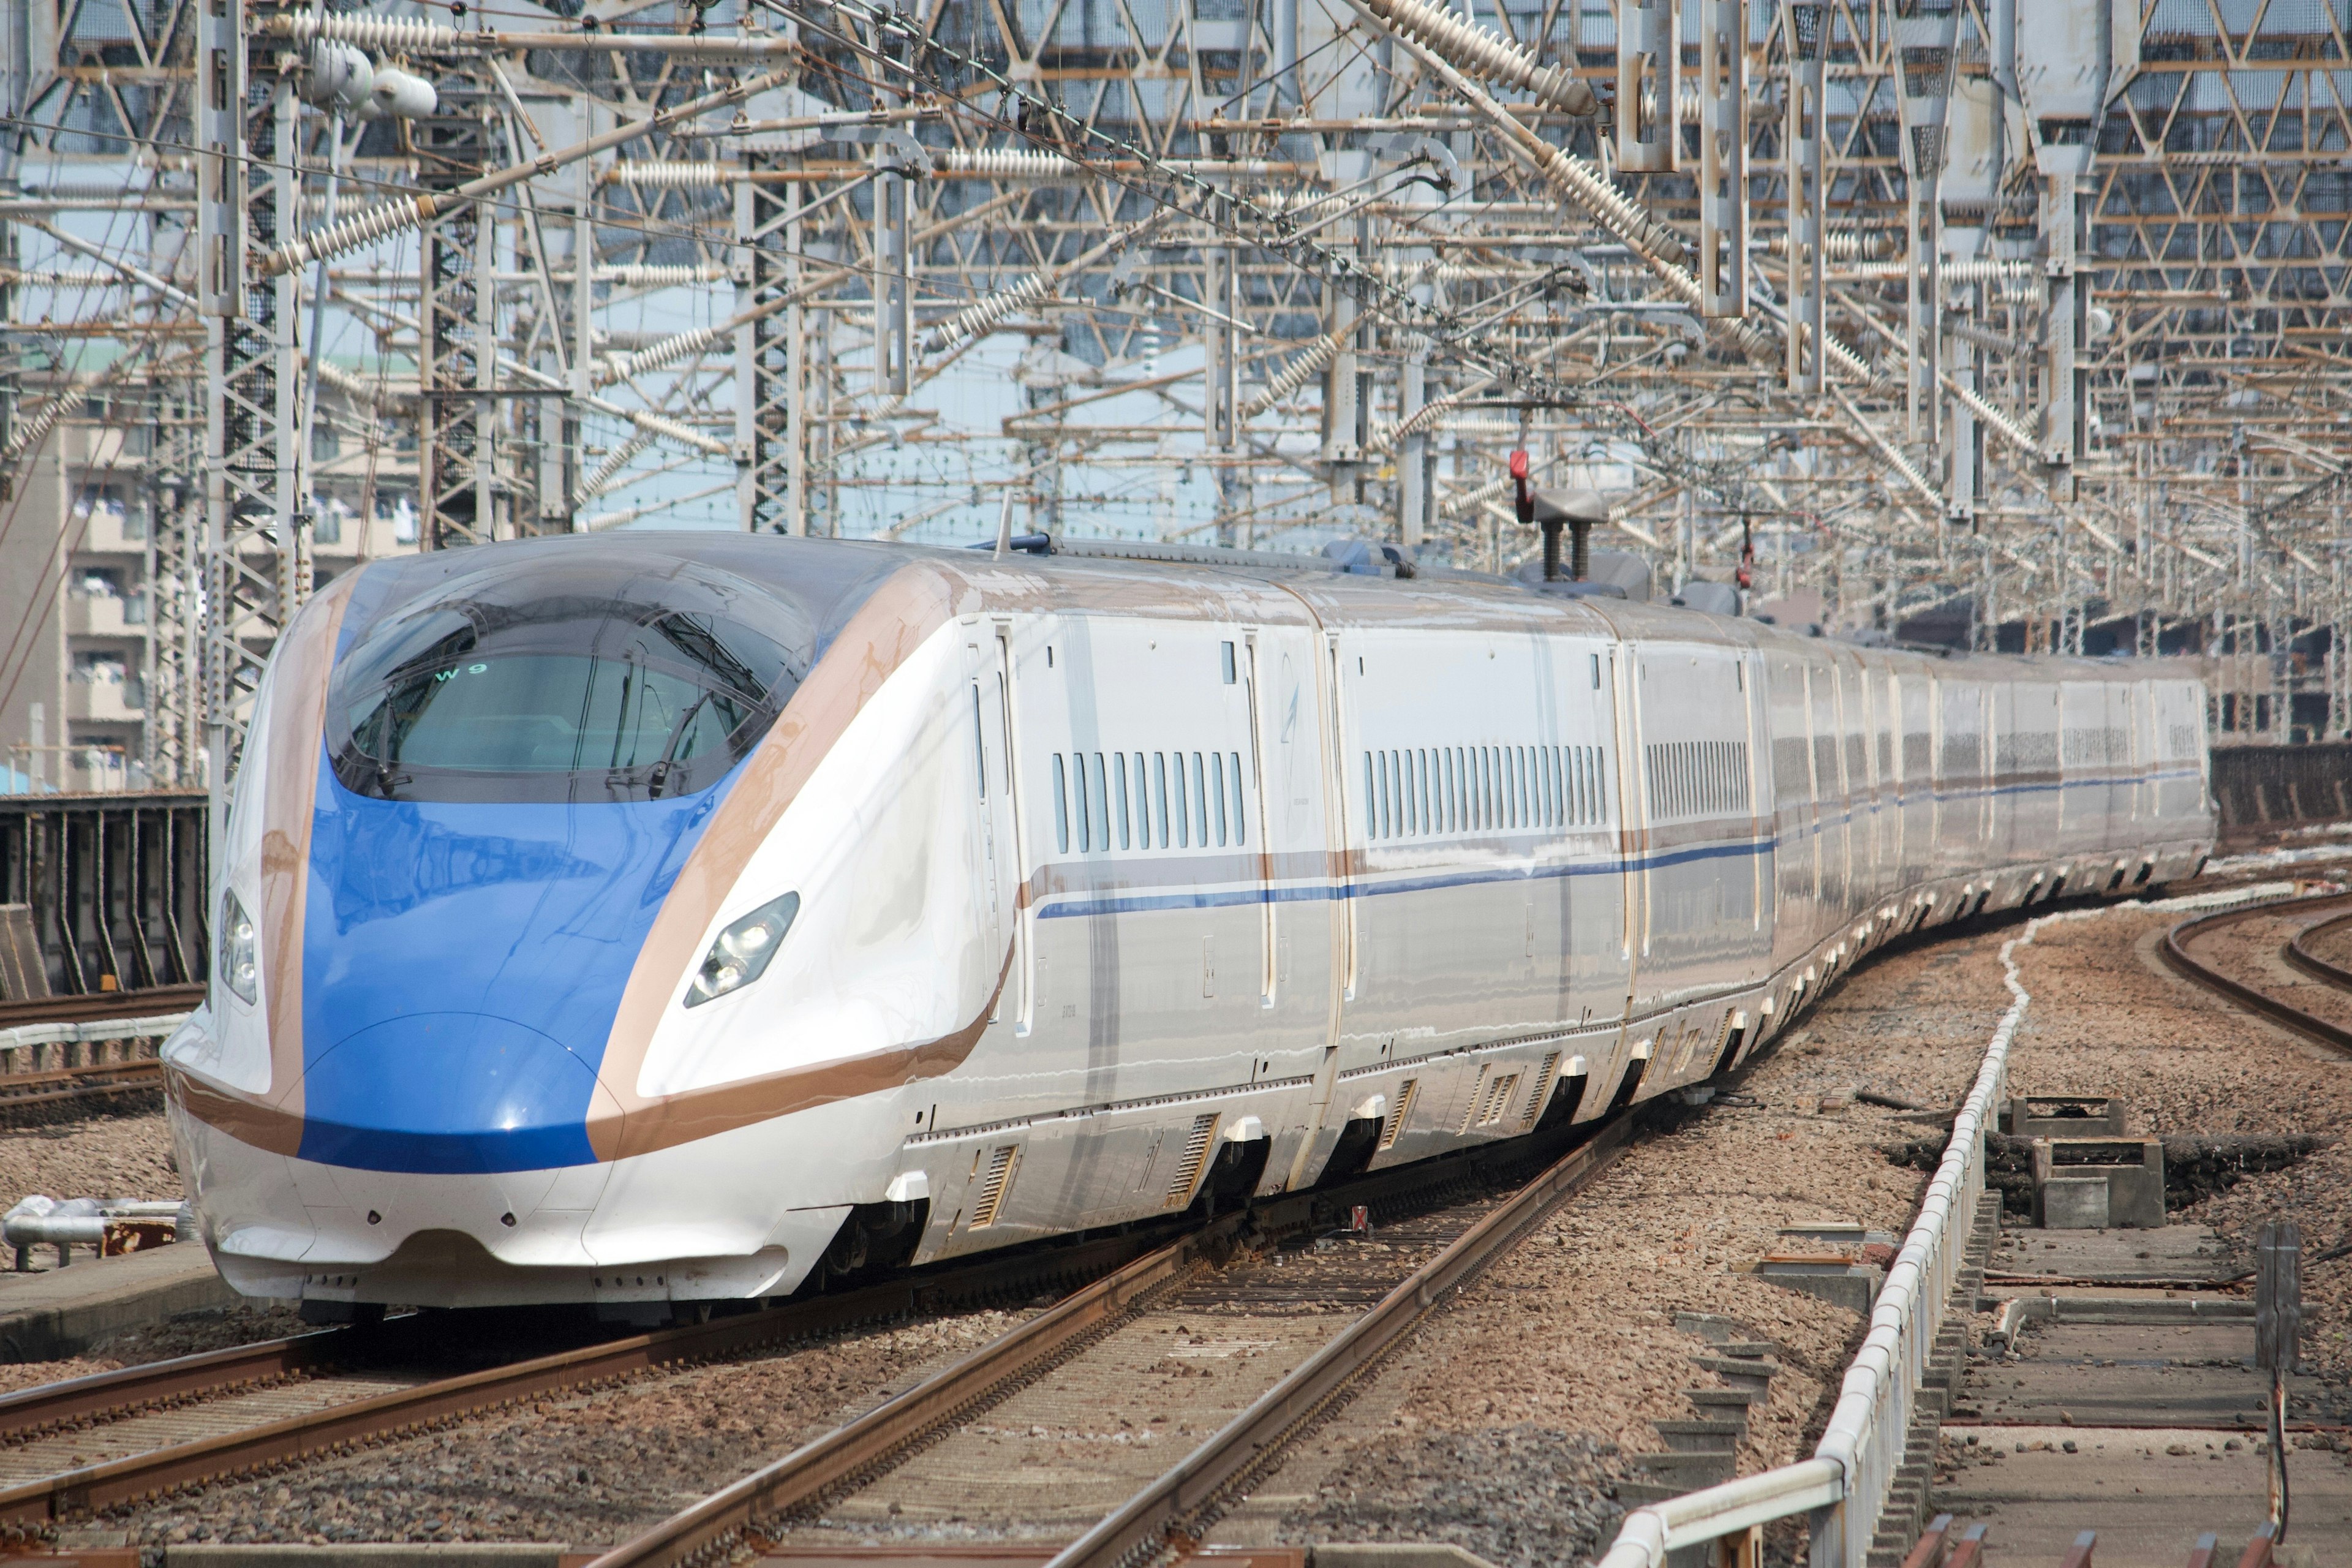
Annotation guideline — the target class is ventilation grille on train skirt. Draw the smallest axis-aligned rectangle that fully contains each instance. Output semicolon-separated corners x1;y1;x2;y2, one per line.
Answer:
1520;1052;1562;1131
1378;1080;1418;1150
1467;1072;1520;1130
969;1144;1020;1229
1164;1114;1219;1207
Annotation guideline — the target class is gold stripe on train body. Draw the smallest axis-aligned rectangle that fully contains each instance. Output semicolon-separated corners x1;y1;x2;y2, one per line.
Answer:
584;557;1321;1163
176;575;361;1157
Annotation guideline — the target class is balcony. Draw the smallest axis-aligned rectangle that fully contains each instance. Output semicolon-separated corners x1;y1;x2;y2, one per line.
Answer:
65;675;143;723
64;593;147;639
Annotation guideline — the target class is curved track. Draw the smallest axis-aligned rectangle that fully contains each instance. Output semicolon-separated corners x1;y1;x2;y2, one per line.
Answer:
2160;888;2352;1053
2283;906;2352;993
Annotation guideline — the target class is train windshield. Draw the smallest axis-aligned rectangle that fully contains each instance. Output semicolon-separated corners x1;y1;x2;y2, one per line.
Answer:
327;577;804;804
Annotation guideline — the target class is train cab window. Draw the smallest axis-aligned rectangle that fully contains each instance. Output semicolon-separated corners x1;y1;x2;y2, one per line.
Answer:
1221;642;1237;684
328;575;802;805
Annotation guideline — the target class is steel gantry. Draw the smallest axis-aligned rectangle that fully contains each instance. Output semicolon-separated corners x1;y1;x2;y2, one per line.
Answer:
7;0;2352;790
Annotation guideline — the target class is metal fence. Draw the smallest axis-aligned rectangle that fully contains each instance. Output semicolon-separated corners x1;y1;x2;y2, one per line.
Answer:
0;793;208;998
2209;742;2352;838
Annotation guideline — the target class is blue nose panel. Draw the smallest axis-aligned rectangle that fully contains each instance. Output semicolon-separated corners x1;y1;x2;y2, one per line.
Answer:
299;756;729;1174
296;1013;603;1174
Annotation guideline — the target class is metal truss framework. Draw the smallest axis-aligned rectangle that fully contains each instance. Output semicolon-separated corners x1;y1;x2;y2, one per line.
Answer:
6;0;2352;789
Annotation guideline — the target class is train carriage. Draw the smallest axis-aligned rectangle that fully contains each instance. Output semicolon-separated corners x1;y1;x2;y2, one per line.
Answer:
163;533;2213;1316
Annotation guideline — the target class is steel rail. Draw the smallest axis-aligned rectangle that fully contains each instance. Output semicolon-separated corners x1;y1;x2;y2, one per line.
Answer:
0;1324;363;1444
2159;888;2352;1055
0;988;203;1031
0;1226;1168;1525
579;1217;1235;1568
0;1059;162;1108
1041;1114;1634;1568
572;1114;1629;1568
2282;907;2352;993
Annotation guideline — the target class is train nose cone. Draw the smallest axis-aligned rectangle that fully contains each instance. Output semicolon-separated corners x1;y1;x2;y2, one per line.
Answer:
296;1013;609;1174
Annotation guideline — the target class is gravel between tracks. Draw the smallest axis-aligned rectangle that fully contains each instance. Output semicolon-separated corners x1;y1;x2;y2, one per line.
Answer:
2004;901;2352;1378
27;888;2352;1562
0;1106;179;1215
119;1310;1027;1548
1219;924;2029;1568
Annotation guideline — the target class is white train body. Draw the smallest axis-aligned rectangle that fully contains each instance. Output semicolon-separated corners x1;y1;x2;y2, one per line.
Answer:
163;537;2214;1312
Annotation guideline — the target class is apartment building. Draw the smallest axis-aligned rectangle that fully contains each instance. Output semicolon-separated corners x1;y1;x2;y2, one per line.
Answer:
0;412;420;794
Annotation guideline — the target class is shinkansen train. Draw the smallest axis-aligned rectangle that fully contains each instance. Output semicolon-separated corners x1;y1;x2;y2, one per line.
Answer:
163;533;2213;1316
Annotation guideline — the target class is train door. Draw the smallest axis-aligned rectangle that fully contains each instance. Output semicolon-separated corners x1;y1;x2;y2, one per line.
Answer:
977;628;1023;1025
1811;662;1847;923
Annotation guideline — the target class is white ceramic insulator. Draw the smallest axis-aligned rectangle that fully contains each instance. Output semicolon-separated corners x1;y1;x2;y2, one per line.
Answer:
301;40;374;114
598;265;728;287
934;149;1082;180
626;408;726;456
924;271;1054;354
1241;331;1344;419
582;432;655;499
1359;0;1595;116
279;11;462;53
603;320;727;386
609;162;729;189
267;197;422;276
362;67;437;123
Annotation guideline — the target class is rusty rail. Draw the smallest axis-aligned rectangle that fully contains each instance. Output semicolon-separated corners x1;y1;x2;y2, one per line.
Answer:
0;1223;1170;1525
2282;907;2352;993
1031;1115;1630;1568
0;1324;361;1442
2158;889;2352;1055
577;1115;1632;1568
0;987;203;1031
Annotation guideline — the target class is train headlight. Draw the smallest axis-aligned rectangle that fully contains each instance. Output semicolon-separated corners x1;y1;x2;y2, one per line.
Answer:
685;892;799;1008
217;891;258;1005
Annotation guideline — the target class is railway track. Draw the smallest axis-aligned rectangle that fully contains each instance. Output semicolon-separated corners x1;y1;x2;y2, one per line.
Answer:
0;986;195;1115
0;1112;1627;1542
578;1114;1636;1568
0;1223;1167;1536
0;987;203;1032
2160;886;2352;1052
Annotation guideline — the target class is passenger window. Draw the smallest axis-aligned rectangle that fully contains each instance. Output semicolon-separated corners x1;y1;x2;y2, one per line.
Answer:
1170;752;1189;848
1072;750;1091;851
1115;754;1131;850
1363;752;1377;840
1092;753;1110;851
1192;752;1208;845
1212;753;1229;846
1052;754;1070;853
1231;752;1246;844
1153;752;1169;848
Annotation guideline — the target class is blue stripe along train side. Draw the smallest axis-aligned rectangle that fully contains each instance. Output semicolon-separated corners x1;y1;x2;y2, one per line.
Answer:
162;534;2214;1318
